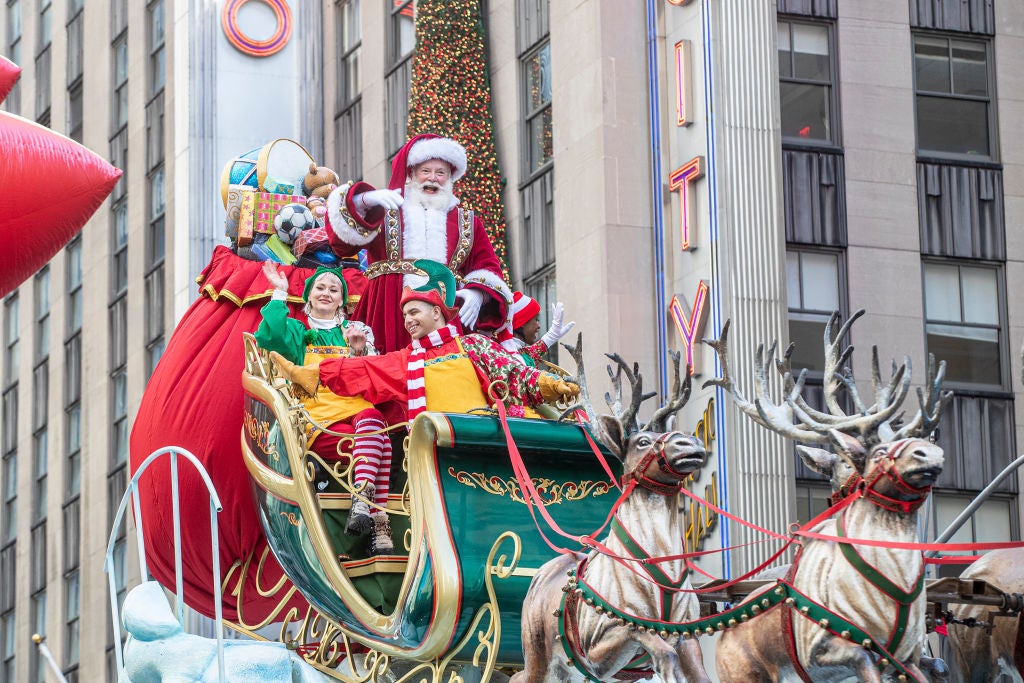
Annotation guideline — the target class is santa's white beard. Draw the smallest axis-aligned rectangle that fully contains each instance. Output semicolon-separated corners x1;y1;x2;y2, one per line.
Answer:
405;179;455;212
401;179;456;286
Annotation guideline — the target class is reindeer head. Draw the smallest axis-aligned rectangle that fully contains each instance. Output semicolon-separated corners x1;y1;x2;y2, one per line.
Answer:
704;311;952;511
595;351;708;492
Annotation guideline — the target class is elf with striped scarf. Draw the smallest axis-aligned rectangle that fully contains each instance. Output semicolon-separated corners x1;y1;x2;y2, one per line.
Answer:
270;261;580;431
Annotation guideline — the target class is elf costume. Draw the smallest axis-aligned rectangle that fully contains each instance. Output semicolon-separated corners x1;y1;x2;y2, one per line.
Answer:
254;266;394;553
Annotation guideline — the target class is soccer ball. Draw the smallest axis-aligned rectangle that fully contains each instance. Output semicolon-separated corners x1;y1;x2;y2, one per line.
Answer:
273;203;314;244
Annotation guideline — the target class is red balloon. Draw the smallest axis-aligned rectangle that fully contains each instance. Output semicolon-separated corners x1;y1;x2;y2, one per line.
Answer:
0;56;19;104
0;111;121;297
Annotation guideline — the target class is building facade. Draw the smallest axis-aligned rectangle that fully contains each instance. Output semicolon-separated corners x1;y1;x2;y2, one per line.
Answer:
1;0;1022;680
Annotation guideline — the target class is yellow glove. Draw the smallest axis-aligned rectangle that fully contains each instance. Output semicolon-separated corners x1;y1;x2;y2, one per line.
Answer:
538;373;580;404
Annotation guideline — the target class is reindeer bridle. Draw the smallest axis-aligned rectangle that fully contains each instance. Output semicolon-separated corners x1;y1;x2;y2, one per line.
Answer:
830;439;935;515
620;431;694;496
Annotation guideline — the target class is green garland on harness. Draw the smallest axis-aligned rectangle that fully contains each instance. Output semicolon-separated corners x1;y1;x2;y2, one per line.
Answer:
555;565;922;682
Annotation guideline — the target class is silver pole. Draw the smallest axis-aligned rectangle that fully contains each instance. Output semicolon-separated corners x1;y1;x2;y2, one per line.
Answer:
926;453;1024;558
32;635;70;683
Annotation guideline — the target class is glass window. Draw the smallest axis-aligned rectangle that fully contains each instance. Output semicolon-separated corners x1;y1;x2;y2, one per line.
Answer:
786;249;844;374
112;202;128;295
33;428;47;521
3;294;18;384
923;261;1003;386
34;268;50;360
932;493;1015;577
148;0;165;94
336;0;361;107
522;42;553;175
38;0;51;48
1;450;15;542
1;609;14;683
2;387;16;455
66;239;82;335
388;0;414;66
778;19;835;144
31;590;45;683
64;569;79;666
112;35;128;131
913;34;994;158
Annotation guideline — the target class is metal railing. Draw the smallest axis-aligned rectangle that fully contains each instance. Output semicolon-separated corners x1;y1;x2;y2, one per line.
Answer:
105;446;225;682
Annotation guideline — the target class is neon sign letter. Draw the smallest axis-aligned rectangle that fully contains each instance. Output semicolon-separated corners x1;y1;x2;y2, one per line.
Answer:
668;280;709;371
668;156;704;251
675;41;692;126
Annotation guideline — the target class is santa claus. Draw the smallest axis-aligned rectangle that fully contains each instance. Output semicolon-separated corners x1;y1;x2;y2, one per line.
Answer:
324;133;511;352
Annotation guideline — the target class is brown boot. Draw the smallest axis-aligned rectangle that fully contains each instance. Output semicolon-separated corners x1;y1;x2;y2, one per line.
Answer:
345;483;374;536
368;512;394;556
269;351;321;398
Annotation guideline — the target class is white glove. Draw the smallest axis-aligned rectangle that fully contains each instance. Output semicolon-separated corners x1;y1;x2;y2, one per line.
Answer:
541;302;576;348
457;288;485;329
357;188;404;211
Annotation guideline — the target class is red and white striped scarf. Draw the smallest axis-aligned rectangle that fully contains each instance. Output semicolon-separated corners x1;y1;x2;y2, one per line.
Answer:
407;323;459;422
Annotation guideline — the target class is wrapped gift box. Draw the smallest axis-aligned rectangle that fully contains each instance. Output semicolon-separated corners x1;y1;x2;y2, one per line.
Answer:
292;226;331;256
225;185;256;243
254;192;307;239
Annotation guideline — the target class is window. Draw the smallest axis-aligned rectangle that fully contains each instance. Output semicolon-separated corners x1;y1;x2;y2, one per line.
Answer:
777;19;836;144
32;427;46;521
30;590;45;683
1;444;15;542
5;0;22;113
335;0;362;180
64;569;79;668
521;41;552;175
524;268;557;362
913;34;994;159
112;34;128;132
34;267;49;361
66;0;83;85
794;482;832;524
3;294;18;384
66;238;82;336
65;403;79;497
148;0;165;95
110;0;126;36
1;608;14;683
146;92;165;170
38;0;51;47
145;266;165;376
786;249;844;374
385;0;414;157
387;0;413;66
147;166;165;267
922;261;1003;387
110;129;128;296
111;369;127;467
931;493;1016;577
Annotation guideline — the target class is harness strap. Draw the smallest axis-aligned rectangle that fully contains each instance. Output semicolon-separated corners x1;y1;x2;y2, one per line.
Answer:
835;515;924;656
609;518;688;620
781;598;815;683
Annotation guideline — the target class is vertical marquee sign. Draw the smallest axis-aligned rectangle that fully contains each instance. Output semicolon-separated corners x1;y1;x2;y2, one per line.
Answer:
668;156;705;251
675;40;693;126
668;280;709;372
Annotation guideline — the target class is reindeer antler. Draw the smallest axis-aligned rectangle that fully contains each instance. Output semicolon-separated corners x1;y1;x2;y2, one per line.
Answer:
891;354;952;440
644;350;692;432
604;353;655;435
704;313;925;446
558;332;598;422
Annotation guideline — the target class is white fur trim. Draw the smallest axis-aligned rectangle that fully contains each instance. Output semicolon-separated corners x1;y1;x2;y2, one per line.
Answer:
462;268;512;305
406;138;467;181
400;202;450;287
327;182;377;247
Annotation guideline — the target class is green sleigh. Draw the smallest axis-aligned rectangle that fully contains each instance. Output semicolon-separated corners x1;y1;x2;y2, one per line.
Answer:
239;333;618;668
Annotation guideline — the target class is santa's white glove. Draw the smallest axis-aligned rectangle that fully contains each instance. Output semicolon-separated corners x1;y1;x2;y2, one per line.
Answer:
357;188;404;211
541;302;576;348
457;288;485;329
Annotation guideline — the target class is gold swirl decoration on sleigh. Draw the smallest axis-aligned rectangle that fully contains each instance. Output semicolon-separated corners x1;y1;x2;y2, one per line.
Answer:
446;468;612;506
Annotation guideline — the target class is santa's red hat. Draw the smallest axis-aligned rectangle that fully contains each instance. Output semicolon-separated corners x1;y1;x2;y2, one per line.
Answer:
510;291;541;330
388;133;468;191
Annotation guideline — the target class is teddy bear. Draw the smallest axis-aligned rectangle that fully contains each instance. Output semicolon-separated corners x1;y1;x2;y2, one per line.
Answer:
302;163;341;221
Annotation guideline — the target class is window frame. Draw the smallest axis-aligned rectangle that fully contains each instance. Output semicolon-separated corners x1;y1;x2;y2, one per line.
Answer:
147;0;165;98
777;16;841;150
920;258;1009;392
3;293;18;386
912;32;998;163
785;245;848;378
519;39;553;182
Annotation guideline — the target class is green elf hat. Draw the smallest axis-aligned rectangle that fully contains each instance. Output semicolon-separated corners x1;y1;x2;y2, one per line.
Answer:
400;259;458;319
302;266;348;306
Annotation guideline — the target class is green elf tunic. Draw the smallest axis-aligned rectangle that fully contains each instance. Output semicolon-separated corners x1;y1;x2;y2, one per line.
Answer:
254;298;374;442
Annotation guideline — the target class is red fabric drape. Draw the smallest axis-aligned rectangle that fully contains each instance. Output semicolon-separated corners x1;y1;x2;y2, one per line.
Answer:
130;246;365;621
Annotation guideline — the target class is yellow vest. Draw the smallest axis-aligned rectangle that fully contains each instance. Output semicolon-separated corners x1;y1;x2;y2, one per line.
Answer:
302;345;373;445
